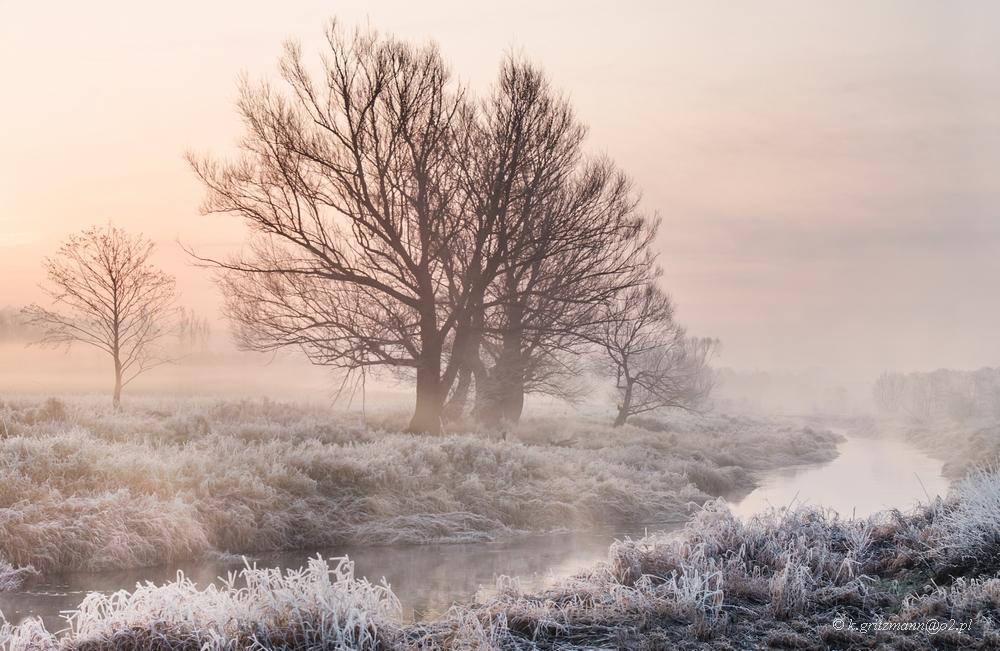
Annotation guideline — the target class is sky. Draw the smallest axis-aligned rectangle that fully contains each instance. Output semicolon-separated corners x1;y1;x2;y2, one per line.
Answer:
2;1;999;381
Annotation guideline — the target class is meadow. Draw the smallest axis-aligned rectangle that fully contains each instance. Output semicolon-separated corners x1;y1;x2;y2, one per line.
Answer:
0;394;841;591
2;458;1000;649
3;395;1000;648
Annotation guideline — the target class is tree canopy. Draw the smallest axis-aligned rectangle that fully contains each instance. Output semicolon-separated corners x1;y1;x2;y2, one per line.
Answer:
190;21;709;431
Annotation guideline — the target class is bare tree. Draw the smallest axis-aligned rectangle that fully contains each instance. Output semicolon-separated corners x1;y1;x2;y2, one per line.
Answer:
189;27;660;432
176;307;212;356
872;371;906;414
22;223;178;405
442;56;656;425
0;307;43;342
188;23;468;433
975;368;1000;421
943;372;980;423
905;373;935;422
596;285;719;427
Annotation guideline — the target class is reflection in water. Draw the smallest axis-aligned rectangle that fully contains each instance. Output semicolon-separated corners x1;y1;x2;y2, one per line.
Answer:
0;523;680;631
729;435;950;520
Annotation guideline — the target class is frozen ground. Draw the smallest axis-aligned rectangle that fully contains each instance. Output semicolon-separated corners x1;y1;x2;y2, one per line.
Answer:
2;395;999;648
0;395;841;589
2;465;1000;649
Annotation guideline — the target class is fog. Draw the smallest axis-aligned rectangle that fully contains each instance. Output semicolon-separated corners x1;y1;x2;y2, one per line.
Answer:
2;3;1000;649
3;1;999;383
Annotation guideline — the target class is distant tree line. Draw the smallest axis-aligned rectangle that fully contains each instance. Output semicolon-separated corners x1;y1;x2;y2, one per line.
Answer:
873;369;1000;423
187;22;718;432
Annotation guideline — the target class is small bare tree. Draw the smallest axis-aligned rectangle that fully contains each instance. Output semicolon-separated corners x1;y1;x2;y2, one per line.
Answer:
872;371;906;414
597;285;719;427
23;223;178;405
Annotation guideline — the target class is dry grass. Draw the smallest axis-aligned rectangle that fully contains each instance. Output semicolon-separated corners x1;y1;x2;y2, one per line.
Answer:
5;463;1000;649
0;395;839;587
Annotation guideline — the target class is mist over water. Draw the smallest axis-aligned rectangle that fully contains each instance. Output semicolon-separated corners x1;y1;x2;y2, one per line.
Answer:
730;433;950;520
0;3;998;648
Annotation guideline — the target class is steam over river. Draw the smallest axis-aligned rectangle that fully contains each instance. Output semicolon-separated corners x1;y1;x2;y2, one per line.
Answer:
0;433;950;629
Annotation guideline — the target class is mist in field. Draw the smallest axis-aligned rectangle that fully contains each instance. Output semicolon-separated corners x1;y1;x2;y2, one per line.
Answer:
2;2;1000;649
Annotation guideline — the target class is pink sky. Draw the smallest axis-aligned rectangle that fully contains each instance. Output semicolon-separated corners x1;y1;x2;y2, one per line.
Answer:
2;1;999;380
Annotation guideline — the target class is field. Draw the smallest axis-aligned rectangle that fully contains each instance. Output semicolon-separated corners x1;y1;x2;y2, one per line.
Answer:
2;447;1000;648
0;396;997;648
0;395;842;593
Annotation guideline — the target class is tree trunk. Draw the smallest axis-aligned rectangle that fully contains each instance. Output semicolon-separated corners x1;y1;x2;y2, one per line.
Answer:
442;317;481;422
442;365;473;422
409;366;445;433
479;328;525;426
498;381;525;423
613;380;634;427
113;354;123;408
408;307;445;434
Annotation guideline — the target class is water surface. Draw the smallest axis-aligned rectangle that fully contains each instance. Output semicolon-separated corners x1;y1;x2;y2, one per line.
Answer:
0;523;679;631
730;433;950;520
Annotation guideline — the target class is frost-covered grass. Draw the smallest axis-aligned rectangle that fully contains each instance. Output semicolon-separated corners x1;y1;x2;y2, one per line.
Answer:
5;464;1000;650
929;464;1000;578
0;395;840;589
0;557;399;651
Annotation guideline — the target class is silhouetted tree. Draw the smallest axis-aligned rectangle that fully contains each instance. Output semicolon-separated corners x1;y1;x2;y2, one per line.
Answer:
905;373;935;422
596;285;719;427
191;25;660;432
189;23;468;433
443;57;656;425
22;223;177;405
943;372;980;424
176;307;212;355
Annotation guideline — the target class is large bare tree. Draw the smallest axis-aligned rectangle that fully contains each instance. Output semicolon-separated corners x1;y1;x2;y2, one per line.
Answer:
23;223;178;405
596;285;719;427
189;25;659;431
443;57;656;425
189;23;468;433
474;157;656;424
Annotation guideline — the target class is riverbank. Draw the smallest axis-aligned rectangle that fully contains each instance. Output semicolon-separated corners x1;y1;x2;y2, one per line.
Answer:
3;464;1000;650
0;395;842;588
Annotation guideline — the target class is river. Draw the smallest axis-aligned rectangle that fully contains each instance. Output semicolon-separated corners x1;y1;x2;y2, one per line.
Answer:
0;433;951;630
729;432;951;520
